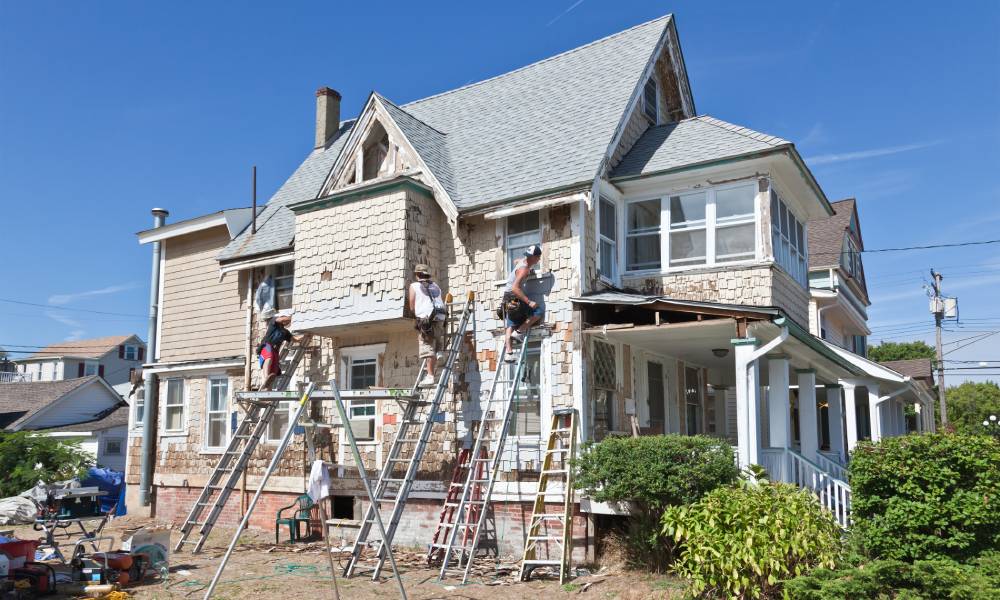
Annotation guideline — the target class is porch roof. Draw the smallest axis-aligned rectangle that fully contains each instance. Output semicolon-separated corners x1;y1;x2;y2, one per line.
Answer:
571;290;783;319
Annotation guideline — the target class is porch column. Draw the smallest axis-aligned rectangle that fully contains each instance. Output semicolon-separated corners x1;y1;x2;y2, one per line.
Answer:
841;381;859;453
733;339;762;469
867;382;882;443
825;384;846;461
797;370;818;462
714;386;727;439
768;357;791;449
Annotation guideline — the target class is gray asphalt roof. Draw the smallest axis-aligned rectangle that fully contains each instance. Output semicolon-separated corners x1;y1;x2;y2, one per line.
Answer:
610;115;791;179
377;94;456;201
0;376;96;430
219;15;671;262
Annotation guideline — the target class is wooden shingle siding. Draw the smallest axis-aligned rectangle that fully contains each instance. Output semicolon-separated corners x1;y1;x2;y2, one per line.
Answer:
159;226;246;362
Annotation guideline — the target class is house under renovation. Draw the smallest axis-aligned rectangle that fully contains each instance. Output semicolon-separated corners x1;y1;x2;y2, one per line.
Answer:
127;14;936;572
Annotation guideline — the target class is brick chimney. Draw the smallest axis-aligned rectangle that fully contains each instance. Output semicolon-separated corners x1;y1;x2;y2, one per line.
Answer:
315;87;342;149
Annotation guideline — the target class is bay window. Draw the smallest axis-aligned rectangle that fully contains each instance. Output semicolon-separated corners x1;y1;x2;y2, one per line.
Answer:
624;182;759;273
598;196;618;279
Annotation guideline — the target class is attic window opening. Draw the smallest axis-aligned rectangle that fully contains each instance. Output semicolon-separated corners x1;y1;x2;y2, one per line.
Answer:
362;121;390;181
643;77;658;123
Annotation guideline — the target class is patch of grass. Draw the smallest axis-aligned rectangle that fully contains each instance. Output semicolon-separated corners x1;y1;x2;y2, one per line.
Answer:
562;583;581;592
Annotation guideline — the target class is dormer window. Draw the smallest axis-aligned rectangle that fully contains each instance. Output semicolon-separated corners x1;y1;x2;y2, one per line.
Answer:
643;77;658;123
361;121;391;181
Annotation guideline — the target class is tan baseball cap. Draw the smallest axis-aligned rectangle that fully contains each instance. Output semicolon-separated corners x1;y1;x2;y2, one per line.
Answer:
414;263;432;276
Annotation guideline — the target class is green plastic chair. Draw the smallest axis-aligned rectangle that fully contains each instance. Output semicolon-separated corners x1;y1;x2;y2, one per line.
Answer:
275;494;314;544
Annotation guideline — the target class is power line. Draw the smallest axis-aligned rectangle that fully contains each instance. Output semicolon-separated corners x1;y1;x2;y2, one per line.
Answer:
0;298;147;318
811;238;1000;257
945;330;1000;355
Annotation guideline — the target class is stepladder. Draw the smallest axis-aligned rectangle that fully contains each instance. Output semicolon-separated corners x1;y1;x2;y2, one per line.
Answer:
433;337;532;582
173;332;313;554
520;408;578;584
426;445;491;565
343;293;477;581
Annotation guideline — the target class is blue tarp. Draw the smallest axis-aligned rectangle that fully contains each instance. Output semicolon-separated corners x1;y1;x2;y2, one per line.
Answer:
81;467;126;516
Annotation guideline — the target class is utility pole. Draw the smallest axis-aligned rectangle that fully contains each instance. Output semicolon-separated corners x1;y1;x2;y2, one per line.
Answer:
931;269;948;426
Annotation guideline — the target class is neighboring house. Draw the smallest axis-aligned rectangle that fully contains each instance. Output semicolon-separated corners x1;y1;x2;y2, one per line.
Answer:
0;376;130;471
806;198;870;356
13;335;146;386
132;14;936;555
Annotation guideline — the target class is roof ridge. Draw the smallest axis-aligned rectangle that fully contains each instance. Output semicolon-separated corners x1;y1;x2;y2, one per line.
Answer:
693;115;790;147
374;93;448;136
402;14;672;109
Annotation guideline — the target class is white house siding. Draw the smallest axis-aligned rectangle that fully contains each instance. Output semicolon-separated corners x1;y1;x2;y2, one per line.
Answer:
159;226;247;362
96;426;127;471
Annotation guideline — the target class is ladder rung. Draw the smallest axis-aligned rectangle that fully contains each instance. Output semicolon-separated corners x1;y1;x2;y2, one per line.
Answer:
522;559;562;566
545;448;569;453
526;535;562;541
531;514;567;520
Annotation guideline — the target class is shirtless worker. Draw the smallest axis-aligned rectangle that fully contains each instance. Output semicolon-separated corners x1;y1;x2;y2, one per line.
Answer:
503;244;544;361
256;314;304;391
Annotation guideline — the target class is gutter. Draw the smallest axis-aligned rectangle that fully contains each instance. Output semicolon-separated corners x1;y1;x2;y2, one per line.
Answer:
139;208;168;507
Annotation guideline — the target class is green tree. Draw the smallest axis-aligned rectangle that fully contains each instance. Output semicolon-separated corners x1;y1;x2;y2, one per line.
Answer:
945;381;1000;435
0;431;93;497
867;340;935;362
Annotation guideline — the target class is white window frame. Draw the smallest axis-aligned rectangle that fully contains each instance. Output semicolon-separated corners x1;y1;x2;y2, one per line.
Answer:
770;189;809;288
163;378;186;434
204;376;230;451
131;386;145;430
597;195;619;282
339;344;386;443
124;344;138;361
508;339;544;439
623;181;760;275
642;76;659;124
505;211;542;274
265;401;295;443
103;437;124;456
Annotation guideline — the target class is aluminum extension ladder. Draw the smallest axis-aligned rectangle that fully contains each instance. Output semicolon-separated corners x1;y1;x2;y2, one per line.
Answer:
174;332;314;554
519;408;578;584
343;293;476;581
433;338;532;582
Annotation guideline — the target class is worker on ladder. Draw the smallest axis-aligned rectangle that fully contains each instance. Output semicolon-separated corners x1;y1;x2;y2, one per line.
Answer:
503;244;544;362
409;263;448;387
256;314;304;390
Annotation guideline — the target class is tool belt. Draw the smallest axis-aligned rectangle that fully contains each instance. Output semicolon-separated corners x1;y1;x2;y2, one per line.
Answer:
498;291;529;323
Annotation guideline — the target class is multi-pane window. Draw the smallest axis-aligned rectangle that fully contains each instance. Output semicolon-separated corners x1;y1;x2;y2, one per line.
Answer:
625;183;758;272
506;211;541;273
132;387;145;428
508;340;541;437
626;199;661;271
347;355;378;440
84;362;99;377
770;190;808;287
643;77;658;123
598;196;618;280
267;402;294;441
684;366;701;435
842;237;862;280
592;340;617;440
164;379;184;432
205;377;229;450
713;186;756;263
669;192;707;267
275;262;294;310
124;345;138;361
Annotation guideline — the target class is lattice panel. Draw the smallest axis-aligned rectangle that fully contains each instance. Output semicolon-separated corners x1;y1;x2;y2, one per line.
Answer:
593;340;616;389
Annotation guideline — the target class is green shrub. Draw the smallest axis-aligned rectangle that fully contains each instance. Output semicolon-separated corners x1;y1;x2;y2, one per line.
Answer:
573;434;738;509
849;433;1000;562
574;435;737;570
662;482;842;599
784;554;1000;599
0;431;93;497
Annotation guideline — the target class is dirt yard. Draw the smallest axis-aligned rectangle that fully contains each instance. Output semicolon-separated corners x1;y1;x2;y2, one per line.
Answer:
3;516;685;599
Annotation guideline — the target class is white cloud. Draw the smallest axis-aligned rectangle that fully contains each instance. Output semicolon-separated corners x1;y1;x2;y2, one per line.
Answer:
48;282;137;306
806;140;944;166
64;330;86;342
546;0;585;27
45;311;83;329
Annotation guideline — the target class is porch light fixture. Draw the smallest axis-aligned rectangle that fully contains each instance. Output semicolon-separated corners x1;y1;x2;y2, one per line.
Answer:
711;348;729;358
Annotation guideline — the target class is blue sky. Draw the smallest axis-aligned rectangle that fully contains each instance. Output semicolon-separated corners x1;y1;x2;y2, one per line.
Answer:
1;1;998;383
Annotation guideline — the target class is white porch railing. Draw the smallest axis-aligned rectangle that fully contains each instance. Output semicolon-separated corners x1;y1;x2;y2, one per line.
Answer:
814;452;849;482
760;448;787;481
0;372;29;383
787;449;852;528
